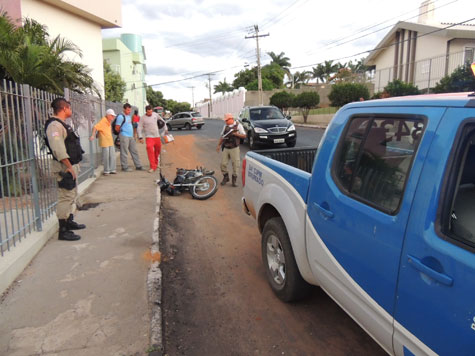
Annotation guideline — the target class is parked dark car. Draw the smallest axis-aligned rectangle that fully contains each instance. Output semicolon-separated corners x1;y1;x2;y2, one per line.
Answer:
165;112;204;131
238;106;296;149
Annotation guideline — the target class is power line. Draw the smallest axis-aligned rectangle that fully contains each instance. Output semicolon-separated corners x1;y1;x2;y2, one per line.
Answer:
322;0;461;53
290;17;475;71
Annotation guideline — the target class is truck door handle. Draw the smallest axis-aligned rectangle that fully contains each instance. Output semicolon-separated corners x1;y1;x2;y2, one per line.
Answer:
313;202;334;219
407;255;453;286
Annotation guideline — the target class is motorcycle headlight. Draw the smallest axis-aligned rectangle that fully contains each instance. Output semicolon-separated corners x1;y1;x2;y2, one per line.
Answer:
287;124;296;132
254;127;268;133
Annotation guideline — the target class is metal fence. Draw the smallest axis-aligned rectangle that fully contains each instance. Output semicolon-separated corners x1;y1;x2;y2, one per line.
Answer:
0;80;121;256
368;50;471;93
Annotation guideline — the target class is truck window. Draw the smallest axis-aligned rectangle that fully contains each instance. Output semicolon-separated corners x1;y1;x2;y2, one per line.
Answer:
441;124;475;249
334;116;424;214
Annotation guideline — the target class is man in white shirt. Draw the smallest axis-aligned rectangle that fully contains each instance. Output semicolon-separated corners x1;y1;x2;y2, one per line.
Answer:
138;105;168;173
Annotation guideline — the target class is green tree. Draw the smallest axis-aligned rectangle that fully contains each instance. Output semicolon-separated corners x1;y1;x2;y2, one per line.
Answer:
104;61;125;102
293;91;320;123
245;78;274;91
290;71;311;89
384;79;419;97
146;86;166;107
262;63;285;89
233;67;257;88
270;91;295;113
433;65;475;93
214;79;233;94
267;51;291;68
0;14;95;94
311;64;326;84
328;82;370;106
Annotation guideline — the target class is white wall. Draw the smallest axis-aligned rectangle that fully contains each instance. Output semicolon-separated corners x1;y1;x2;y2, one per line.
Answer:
21;0;110;97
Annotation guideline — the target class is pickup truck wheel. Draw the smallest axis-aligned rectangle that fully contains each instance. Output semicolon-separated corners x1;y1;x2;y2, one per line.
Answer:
262;217;310;302
185;123;192;130
249;133;257;150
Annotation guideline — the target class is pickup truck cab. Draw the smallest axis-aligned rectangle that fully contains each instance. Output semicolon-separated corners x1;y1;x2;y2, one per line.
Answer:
242;93;475;356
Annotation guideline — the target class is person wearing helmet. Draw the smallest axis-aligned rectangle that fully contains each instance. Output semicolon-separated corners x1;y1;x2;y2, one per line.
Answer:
216;113;246;187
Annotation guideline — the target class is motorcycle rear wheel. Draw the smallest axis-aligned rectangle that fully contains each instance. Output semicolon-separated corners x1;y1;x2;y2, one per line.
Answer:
191;175;218;200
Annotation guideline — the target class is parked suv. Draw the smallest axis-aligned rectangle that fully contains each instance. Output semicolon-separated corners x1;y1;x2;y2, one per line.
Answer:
238;106;296;149
166;112;204;130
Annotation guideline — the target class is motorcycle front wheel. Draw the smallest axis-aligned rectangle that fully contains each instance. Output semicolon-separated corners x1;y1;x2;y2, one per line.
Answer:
191;175;218;200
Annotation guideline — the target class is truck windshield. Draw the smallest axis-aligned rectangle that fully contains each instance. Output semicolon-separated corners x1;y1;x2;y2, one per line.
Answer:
250;108;285;121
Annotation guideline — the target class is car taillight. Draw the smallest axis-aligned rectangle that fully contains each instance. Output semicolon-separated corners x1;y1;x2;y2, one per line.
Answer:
192;118;197;121
242;157;246;187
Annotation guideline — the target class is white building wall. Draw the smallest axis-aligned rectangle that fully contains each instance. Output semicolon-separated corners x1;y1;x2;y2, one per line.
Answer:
21;0;119;97
196;89;246;119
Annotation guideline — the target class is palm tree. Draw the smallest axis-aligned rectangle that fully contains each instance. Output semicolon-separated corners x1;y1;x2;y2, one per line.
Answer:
311;64;326;83
213;79;233;94
267;51;291;68
321;60;339;83
291;71;311;89
0;14;96;94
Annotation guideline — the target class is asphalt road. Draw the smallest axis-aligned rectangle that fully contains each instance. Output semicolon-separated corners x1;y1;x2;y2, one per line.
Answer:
168;118;326;159
159;120;385;355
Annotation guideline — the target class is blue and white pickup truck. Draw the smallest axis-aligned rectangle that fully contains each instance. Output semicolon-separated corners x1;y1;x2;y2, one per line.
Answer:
242;93;475;356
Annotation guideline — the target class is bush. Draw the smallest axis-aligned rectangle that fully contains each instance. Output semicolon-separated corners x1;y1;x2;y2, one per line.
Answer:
293;91;320;123
328;83;370;107
433;65;475;93
384;79;419;97
269;91;295;112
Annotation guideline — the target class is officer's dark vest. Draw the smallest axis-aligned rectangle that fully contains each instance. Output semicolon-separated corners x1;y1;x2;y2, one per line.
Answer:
44;118;83;165
223;123;239;149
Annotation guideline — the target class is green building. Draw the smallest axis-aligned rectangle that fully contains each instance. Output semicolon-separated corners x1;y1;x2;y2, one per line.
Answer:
103;34;147;114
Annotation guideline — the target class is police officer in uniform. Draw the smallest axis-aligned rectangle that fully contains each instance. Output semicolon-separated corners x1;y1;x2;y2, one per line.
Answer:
216;113;246;187
45;98;85;241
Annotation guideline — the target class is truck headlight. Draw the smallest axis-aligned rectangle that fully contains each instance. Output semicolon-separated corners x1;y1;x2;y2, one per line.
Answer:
254;127;268;133
287;124;295;132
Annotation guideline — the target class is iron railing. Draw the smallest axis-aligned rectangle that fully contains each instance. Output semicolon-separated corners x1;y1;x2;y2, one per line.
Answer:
0;80;120;256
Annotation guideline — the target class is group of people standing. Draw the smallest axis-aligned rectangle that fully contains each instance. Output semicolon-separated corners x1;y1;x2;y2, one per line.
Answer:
45;98;167;242
90;103;168;174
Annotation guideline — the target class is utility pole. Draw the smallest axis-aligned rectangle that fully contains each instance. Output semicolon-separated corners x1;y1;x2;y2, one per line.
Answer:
188;86;195;108
246;25;269;106
207;74;213;117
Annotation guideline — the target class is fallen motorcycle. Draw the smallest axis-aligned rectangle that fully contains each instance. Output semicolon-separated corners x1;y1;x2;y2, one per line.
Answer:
157;167;218;200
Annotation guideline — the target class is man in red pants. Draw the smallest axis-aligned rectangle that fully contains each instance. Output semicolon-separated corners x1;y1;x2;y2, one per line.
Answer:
138;105;168;173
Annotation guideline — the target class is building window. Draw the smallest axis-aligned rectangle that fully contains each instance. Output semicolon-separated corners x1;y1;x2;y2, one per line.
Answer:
464;47;475;64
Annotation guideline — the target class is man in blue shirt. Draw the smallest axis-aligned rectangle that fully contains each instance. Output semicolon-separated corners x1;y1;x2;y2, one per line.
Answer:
115;103;143;171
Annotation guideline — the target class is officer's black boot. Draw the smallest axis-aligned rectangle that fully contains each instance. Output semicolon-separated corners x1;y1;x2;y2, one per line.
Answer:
232;175;238;187
67;214;86;230
58;219;81;241
221;173;229;186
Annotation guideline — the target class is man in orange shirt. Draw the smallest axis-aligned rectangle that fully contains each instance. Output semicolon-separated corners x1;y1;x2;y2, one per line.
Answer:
90;109;117;175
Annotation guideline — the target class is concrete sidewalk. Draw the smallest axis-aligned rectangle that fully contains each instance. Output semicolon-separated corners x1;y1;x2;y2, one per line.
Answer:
0;143;161;356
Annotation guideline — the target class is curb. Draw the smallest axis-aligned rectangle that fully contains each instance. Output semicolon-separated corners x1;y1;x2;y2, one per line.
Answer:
147;184;163;355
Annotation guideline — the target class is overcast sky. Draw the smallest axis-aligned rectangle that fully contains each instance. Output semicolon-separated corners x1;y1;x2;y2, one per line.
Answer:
102;0;474;105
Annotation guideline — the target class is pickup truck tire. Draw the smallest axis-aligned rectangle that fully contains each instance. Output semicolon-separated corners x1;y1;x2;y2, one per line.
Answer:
262;217;311;302
185;123;192;130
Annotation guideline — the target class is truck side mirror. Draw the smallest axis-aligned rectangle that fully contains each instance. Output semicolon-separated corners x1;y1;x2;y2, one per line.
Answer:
286;115;292;120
